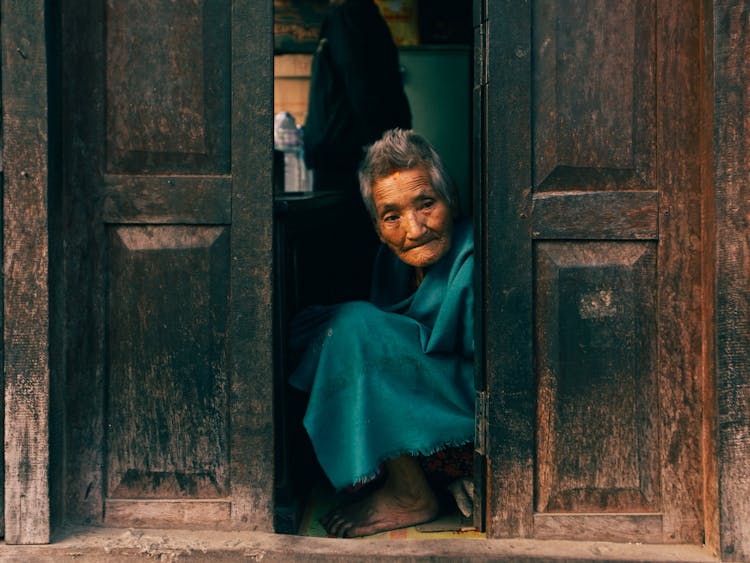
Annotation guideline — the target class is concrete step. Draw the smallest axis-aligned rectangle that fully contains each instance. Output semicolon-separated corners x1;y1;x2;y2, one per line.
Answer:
0;526;719;562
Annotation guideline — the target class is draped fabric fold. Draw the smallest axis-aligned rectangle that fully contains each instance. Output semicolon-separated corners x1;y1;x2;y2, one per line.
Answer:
289;220;475;490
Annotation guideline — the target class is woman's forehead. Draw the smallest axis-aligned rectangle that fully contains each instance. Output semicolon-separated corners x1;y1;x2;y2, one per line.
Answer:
375;168;431;193
372;169;441;210
376;167;430;188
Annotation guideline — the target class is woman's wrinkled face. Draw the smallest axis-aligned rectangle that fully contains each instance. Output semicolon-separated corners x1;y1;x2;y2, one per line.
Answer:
372;167;453;268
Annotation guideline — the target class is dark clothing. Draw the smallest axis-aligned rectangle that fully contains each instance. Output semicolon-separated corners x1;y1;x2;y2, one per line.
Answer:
304;0;411;192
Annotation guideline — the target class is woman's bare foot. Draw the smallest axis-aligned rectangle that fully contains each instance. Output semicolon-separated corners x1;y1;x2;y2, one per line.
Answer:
321;455;440;537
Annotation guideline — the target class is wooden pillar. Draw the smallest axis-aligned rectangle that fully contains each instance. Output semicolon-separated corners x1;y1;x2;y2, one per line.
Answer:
228;0;275;529
1;0;51;544
714;0;750;560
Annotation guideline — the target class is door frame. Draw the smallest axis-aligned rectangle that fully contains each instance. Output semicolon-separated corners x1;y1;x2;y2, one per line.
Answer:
0;1;748;558
712;1;750;559
1;0;59;544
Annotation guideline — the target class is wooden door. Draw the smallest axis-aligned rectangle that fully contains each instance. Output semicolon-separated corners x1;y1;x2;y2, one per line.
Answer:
61;1;274;529
480;0;707;543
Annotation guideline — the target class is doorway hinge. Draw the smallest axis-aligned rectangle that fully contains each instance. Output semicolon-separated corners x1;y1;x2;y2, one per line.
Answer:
475;391;488;456
474;20;489;88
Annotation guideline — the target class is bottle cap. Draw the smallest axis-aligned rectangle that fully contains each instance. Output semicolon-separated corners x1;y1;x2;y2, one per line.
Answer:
274;112;300;149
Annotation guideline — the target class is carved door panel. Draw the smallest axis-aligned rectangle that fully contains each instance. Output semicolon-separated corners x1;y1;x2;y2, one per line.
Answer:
61;1;274;528
481;0;705;543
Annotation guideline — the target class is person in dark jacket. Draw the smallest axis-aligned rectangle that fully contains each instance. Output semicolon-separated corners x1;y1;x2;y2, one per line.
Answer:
302;0;412;300
304;0;412;193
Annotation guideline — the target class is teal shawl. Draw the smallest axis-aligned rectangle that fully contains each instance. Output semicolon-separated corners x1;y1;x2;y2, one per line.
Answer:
289;220;475;490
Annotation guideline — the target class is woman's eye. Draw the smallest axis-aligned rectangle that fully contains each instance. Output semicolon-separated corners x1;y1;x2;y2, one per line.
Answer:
421;199;435;209
383;214;399;223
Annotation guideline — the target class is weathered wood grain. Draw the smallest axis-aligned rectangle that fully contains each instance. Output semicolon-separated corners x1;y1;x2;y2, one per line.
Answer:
532;1;656;194
61;0;275;531
532;191;658;239
656;0;705;544
47;3;66;533
0;171;3;540
486;0;707;545
699;0;719;554
106;226;230;501
105;1;230;175
60;0;108;526
484;0;535;538
104;499;231;529
102;175;231;224
535;242;659;518
2;0;51;544
714;1;750;560
228;1;275;531
534;513;664;543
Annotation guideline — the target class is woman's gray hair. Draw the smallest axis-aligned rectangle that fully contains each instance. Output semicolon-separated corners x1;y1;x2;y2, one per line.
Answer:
358;129;459;221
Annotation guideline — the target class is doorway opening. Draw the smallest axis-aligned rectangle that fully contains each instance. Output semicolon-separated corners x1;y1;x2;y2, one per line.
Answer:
271;0;477;537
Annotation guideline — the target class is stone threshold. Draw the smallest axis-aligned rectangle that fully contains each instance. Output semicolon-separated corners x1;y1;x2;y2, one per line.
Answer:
0;526;720;562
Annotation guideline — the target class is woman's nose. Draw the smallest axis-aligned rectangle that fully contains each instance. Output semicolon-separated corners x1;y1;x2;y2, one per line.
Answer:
404;211;428;239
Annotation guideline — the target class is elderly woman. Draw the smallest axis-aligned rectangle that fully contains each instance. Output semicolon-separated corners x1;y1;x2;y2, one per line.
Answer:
289;129;474;537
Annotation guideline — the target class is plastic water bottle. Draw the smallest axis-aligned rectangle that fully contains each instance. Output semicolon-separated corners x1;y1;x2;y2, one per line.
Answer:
274;112;310;192
296;125;314;191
